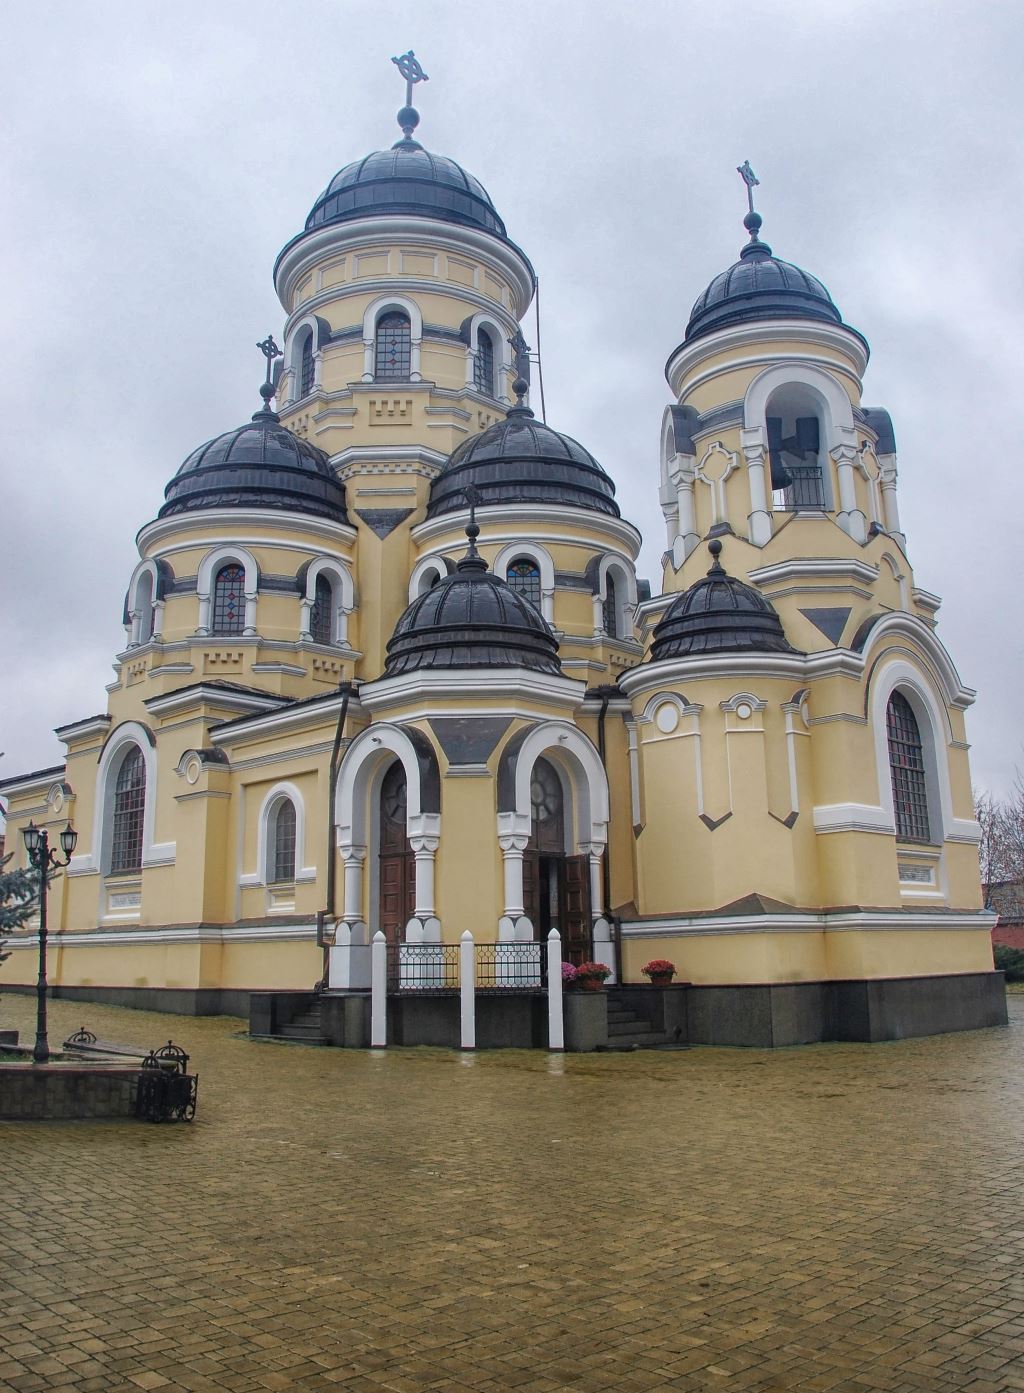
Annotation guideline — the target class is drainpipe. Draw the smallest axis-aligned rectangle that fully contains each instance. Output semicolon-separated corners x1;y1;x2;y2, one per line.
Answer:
316;680;354;984
591;683;620;983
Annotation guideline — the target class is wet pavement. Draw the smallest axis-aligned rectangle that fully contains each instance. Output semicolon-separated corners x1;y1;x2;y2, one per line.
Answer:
2;991;1024;1392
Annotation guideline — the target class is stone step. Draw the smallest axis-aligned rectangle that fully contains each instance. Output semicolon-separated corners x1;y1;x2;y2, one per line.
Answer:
608;1018;654;1036
277;1024;324;1041
288;1013;322;1028
607;1008;642;1023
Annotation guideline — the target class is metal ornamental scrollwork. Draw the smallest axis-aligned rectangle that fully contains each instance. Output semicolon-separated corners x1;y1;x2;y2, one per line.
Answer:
134;1040;199;1123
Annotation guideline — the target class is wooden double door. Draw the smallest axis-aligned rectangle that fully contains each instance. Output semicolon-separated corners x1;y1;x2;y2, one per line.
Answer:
376;756;592;960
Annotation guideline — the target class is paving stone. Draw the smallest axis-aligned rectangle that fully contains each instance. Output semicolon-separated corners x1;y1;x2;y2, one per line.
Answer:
3;994;1024;1393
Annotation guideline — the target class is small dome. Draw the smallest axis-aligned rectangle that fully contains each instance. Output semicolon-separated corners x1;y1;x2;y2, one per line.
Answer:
160;406;349;523
685;213;846;344
650;541;799;660
428;394;619;520
384;532;562;677
305;138;507;239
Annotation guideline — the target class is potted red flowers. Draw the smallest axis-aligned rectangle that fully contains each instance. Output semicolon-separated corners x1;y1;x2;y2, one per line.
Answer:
641;959;676;987
574;961;612;992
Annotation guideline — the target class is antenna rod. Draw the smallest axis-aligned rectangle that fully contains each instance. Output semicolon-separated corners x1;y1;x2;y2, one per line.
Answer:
533;278;547;425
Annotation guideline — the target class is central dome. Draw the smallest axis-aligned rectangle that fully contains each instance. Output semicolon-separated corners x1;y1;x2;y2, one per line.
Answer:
428;392;619;519
384;532;562;677
305;136;507;239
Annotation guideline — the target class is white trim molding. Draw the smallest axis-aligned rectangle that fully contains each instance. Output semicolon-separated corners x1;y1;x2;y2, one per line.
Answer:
70;721;175;878
195;545;259;637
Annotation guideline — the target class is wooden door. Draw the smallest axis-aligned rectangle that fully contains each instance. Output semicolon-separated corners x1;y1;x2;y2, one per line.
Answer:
561;854;592;965
379;762;413;944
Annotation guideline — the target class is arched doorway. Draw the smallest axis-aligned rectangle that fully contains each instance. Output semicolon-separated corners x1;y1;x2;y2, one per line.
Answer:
378;761;414;944
523;757;591;963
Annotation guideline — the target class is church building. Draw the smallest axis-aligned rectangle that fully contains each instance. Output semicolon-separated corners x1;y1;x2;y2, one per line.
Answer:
0;61;1005;1047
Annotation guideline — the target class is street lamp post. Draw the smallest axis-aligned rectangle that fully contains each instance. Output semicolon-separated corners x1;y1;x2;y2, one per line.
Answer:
21;819;78;1065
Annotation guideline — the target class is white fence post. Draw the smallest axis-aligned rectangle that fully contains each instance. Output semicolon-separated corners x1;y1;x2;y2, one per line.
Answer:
547;929;564;1051
371;930;387;1047
460;931;476;1050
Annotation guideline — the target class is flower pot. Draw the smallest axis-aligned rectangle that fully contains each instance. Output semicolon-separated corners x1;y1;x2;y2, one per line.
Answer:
579;977;605;992
648;973;674;987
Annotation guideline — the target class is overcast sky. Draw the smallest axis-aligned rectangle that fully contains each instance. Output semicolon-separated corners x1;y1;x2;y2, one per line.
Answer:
1;1;1021;804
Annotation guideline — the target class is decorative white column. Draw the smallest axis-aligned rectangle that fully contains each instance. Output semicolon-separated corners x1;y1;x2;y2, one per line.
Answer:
151;600;165;641
242;588;258;636
341;846;366;922
195;590;211;636
547;930;564;1052
879;455;905;546
581;840;614;983
740;428;772;546
361;338;375;382
497;812;533;941
831;444;867;542
407;829;441;943
672;458;699;563
460;931;475;1050
370;931;387;1047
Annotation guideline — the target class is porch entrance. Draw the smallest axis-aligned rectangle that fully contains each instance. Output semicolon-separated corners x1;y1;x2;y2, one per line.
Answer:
378;761;414;945
523;757;591;964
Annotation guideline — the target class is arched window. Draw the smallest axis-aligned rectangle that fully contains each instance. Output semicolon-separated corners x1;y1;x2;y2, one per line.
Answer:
602;574;619;638
530;757;565;854
299;334;315;398
506;558;542;609
270;799;297;883
212;563;246;636
766;384;828;511
887;691;930;841
375;313;411;380
310;574;333;645
135;570;155;644
110;747;146;873
474;328;495;395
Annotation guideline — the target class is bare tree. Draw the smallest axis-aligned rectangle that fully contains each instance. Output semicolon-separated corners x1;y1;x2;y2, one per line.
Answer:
975;778;1024;918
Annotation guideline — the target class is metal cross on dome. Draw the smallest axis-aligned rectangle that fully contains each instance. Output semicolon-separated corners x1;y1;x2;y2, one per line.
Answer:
257;334;282;384
392;50;429;107
737;160;760;214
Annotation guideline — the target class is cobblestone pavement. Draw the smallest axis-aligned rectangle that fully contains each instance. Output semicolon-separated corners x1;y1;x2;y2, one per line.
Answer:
2;994;1024;1393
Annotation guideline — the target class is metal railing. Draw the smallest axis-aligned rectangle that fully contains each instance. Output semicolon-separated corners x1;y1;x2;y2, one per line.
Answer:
386;943;459;994
475;942;545;991
778;463;826;511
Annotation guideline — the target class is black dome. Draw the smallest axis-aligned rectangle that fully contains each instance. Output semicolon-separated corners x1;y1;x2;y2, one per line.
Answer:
685;214;845;343
306;137;506;239
384;537;562;677
428;403;619;519
650;541;799;660
160;407;349;523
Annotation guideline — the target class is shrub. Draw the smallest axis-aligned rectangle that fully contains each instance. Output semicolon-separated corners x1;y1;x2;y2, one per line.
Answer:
994;945;1024;982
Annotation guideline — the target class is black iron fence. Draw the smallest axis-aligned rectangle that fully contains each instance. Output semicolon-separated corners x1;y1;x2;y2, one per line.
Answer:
779;463;826;511
386;943;459;993
476;942;546;991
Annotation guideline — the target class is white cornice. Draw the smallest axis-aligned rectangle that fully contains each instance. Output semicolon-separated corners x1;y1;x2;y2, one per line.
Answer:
0;766;68;797
358;668;586;712
330;443;448;471
620;907;995;939
9;921;319;949
856;611;974;709
620;652;812;697
749;557;879;588
274;216;536;319
412;505;643;558
54;715;112;745
665;319;870;399
144;685;285;719
137;509;358;552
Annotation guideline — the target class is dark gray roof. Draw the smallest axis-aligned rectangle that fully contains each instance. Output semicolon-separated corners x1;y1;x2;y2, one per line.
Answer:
650;541;799;660
305;138;506;238
160;408;349;524
428;404;619;519
683;213;862;347
384;538;562;677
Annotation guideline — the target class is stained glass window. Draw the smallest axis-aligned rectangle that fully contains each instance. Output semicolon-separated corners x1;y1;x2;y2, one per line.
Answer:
310;574;333;645
271;800;296;883
474;329;495;395
506;558;541;610
212;564;245;635
111;747;145;874
300;334;315;397
887;691;930;841
374;313;411;380
603;574;619;638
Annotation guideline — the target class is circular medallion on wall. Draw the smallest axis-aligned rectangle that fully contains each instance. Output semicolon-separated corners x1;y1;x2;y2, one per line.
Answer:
655;702;680;734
